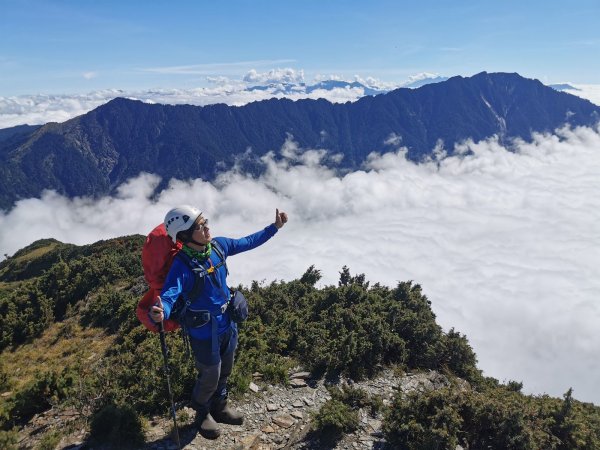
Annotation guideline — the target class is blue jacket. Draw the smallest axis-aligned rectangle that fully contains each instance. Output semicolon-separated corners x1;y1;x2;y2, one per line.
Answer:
160;224;278;340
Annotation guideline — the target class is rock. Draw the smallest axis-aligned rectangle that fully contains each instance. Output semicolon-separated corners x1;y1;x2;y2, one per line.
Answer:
368;419;382;432
289;379;307;388
272;414;295;428
291;411;304;420
290;371;311;379
272;434;286;444
233;433;260;450
261;425;276;433
249;382;260;393
302;397;314;406
267;403;279;412
292;400;304;408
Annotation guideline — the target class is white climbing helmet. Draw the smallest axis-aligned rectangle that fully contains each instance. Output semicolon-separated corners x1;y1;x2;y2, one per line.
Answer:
164;205;202;243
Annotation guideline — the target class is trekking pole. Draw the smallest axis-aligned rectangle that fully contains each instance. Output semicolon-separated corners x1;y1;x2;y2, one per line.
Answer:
158;320;182;450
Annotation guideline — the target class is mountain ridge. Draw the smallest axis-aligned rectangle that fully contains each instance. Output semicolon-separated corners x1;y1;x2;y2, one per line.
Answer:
1;71;599;210
1;236;599;448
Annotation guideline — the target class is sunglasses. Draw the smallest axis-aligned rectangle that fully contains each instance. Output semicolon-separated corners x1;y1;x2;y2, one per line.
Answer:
194;219;209;231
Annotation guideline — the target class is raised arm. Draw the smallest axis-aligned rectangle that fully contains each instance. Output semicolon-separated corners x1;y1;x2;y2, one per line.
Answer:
218;208;288;257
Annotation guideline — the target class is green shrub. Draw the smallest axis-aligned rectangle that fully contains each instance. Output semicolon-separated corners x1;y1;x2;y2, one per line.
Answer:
384;387;463;450
383;383;600;449
6;370;75;426
0;236;144;351
313;399;359;443
0;428;18;450
329;385;370;409
244;268;475;381
329;385;384;417
369;394;384;417
228;362;252;398
0;362;9;391
37;429;62;450
89;404;145;448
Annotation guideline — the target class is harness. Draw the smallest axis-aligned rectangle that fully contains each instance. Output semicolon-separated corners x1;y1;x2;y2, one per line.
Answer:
173;240;231;357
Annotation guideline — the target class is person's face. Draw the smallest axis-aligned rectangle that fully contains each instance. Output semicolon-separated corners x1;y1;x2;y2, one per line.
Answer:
192;217;211;244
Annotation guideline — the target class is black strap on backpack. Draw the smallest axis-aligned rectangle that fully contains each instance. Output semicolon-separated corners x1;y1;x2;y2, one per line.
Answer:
172;241;229;357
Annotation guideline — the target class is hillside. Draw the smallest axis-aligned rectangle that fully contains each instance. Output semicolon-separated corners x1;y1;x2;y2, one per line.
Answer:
1;237;599;449
1;72;599;209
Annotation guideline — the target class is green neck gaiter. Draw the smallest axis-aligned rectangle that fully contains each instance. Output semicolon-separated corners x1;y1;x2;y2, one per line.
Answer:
182;242;212;261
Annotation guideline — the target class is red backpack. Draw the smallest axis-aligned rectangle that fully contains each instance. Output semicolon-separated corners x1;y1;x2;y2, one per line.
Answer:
136;223;182;332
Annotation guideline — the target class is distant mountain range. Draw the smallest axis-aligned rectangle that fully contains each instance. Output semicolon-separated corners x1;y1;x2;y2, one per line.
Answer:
246;79;389;96
548;83;581;92
1;72;599;210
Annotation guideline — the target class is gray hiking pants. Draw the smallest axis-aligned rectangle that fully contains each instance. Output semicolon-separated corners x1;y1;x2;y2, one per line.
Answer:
190;325;238;406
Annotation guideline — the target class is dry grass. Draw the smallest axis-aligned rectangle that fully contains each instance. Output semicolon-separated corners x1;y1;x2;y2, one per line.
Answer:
12;243;58;263
1;318;115;392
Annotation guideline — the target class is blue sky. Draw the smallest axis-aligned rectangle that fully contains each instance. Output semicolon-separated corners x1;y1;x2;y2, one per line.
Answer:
1;0;600;95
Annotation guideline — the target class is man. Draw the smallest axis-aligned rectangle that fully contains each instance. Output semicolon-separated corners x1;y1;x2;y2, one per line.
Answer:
151;205;288;439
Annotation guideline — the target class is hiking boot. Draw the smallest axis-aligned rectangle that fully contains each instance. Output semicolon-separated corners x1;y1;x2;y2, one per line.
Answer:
191;400;221;439
210;397;244;425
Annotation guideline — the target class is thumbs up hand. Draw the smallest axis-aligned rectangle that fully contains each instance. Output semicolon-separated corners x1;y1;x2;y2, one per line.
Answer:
275;208;288;229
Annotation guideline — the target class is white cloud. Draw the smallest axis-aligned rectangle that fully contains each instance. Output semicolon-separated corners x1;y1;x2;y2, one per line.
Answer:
358;76;399;91
243;68;305;84
82;71;97;80
564;84;600;106
400;72;449;88
0;80;366;129
0;91;126;127
2;125;600;405
140;59;297;75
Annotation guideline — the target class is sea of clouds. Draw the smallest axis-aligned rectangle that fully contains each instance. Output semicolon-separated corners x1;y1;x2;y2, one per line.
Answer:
1;125;599;405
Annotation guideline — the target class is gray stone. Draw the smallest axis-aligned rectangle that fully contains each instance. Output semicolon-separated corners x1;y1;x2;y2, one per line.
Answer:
267;403;279;412
272;434;285;444
249;382;260;393
272;414;295;428
261;425;276;433
289;378;307;388
233;433;260;450
290;371;311;379
368;419;382;431
291;411;304;420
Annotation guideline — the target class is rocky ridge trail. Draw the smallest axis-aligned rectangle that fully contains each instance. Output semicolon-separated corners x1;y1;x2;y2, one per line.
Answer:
20;369;460;450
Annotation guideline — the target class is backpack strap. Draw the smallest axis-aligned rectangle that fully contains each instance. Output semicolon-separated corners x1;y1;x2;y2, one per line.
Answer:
175;251;206;302
211;240;228;276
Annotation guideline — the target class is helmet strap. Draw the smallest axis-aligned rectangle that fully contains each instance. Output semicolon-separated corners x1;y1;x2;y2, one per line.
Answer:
184;237;208;248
